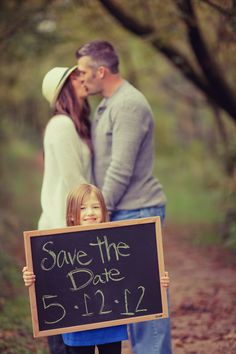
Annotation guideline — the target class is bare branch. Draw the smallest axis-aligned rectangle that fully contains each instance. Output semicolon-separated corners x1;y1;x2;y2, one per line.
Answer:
150;37;225;105
98;0;236;121
199;0;236;17
177;0;236;119
98;0;154;35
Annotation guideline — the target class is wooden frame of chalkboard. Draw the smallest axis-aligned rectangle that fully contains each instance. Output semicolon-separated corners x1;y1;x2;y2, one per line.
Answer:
24;216;168;338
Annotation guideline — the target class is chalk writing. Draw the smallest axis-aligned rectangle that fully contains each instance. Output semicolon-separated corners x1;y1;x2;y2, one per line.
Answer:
89;236;130;263
42;295;66;324
41;241;93;270
67;267;125;291
41;286;147;325
37;234;150;325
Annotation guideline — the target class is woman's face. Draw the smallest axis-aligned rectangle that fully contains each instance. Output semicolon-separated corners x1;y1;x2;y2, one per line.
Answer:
70;72;88;99
80;192;103;225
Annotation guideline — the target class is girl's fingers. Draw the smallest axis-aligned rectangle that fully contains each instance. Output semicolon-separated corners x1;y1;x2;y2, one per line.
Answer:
24;276;36;287
23;272;35;278
22;266;35;287
161;271;170;288
24;275;35;280
24;273;35;279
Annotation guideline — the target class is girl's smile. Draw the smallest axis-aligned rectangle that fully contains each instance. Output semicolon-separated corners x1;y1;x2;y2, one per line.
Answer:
80;192;103;225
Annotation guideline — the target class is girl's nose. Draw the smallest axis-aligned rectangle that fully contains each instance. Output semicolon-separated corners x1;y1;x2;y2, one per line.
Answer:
86;206;94;215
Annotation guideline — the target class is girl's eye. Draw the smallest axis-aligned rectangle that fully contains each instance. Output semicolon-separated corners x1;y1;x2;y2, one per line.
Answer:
81;206;86;210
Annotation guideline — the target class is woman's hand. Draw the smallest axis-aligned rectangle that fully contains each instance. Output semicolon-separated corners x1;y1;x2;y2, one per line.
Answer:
161;271;170;288
22;266;36;287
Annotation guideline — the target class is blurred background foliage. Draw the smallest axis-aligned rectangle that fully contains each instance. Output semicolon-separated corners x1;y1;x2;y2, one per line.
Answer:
0;1;236;351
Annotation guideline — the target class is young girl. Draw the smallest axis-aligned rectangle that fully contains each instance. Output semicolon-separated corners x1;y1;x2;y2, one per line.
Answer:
23;183;170;354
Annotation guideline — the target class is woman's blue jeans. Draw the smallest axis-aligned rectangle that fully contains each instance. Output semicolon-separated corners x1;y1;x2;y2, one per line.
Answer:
111;206;172;354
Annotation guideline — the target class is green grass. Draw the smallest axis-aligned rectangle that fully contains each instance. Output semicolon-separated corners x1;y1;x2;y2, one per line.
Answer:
155;147;225;225
154;146;228;248
6;138;42;229
0;137;47;353
0;295;47;354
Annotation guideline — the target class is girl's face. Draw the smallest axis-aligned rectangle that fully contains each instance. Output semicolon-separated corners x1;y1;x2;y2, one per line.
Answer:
80;191;103;225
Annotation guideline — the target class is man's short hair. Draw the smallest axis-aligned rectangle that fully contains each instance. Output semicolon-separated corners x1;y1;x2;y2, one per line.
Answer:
76;40;119;74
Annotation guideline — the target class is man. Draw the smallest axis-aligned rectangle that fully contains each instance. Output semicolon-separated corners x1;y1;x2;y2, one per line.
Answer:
76;40;172;354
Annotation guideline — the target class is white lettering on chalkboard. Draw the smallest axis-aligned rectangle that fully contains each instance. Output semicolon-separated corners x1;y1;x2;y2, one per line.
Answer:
89;236;130;263
40;241;93;271
42;294;66;324
67;268;93;291
37;234;151;327
67;267;125;291
41;286;148;325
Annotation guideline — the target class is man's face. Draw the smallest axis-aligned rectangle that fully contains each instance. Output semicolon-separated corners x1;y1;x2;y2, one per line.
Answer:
77;56;102;96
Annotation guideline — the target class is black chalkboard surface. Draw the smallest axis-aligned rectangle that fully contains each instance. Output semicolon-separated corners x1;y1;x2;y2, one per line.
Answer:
24;217;168;337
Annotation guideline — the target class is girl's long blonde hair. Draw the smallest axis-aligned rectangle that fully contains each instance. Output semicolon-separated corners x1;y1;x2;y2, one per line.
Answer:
66;184;108;226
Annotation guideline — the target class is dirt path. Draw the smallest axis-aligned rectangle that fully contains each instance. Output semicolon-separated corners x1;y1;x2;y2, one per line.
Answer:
122;224;236;354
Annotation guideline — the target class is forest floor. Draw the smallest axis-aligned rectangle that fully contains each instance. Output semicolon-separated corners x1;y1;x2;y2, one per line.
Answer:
122;223;236;354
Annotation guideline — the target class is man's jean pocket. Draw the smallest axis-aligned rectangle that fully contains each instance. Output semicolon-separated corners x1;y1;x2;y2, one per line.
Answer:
111;205;166;224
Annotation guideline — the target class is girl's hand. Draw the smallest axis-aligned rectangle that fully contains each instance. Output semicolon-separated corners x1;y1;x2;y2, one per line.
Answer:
22;266;36;287
161;271;170;288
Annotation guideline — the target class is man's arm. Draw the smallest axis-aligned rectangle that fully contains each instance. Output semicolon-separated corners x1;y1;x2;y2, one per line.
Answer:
102;103;150;210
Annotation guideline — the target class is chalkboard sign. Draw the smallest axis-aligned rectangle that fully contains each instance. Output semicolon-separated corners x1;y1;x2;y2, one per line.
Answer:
24;217;168;338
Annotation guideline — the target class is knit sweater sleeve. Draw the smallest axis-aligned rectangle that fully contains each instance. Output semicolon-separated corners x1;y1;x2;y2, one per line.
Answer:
102;102;150;210
45;116;87;189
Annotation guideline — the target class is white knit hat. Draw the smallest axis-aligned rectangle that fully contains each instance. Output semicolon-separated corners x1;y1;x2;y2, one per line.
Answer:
42;66;77;108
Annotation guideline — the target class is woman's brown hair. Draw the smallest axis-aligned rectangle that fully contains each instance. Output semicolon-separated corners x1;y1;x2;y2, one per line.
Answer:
54;69;93;153
66;184;108;226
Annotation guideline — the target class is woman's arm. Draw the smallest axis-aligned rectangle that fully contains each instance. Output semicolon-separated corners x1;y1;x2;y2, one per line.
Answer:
47;116;88;189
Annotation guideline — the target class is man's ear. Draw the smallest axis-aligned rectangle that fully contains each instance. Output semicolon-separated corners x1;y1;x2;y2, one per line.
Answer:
97;66;106;79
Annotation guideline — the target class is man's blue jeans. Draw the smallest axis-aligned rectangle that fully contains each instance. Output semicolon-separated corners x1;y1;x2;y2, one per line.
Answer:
111;206;172;354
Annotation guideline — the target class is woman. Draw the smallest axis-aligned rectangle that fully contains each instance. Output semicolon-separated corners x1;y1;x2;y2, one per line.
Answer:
39;66;92;353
